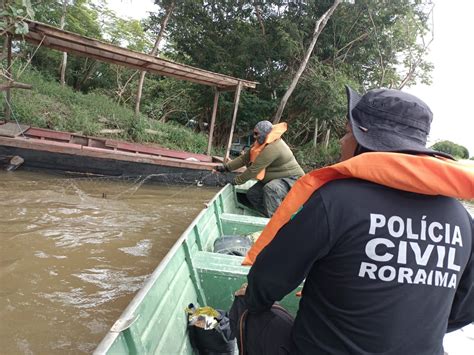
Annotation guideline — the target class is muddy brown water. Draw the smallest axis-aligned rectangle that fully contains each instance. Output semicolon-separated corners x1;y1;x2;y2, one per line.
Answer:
0;170;218;354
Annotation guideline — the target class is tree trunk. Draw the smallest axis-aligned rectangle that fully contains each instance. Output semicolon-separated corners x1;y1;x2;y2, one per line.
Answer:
134;1;175;117
313;117;318;148
74;59;97;91
4;34;12;120
59;0;68;86
273;0;341;124
324;128;331;149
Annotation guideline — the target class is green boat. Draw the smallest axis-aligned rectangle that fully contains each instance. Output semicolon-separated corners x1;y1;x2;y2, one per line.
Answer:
94;182;300;354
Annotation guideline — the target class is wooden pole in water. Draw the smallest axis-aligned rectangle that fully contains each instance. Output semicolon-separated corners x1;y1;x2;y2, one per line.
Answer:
224;82;242;162
5;34;12;121
207;88;220;156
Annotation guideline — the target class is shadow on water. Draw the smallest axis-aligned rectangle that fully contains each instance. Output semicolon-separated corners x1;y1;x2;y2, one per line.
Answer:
0;170;218;354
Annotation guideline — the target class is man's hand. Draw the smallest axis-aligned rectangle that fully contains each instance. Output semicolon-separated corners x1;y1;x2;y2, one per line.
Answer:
234;283;248;296
214;164;227;173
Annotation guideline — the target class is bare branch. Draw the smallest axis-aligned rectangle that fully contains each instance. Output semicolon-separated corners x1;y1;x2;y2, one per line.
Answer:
367;9;385;85
398;5;435;89
254;2;265;36
135;1;176;116
273;0;342;123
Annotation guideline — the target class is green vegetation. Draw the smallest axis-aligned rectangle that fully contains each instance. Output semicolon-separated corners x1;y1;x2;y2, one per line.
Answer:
2;0;444;166
295;140;341;172
2;65;208;153
431;140;470;160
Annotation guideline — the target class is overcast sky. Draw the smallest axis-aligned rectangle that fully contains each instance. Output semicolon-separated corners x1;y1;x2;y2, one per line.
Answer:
107;0;474;156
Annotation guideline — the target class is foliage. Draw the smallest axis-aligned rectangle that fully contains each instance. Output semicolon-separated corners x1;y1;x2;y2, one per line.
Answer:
430;140;470;160
27;0;152;93
294;139;341;172
0;64;208;153
2;0;436;168
149;0;435;153
0;0;35;35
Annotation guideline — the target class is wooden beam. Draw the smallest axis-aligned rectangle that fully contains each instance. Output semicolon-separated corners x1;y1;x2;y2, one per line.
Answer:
207;89;220;155
0;82;33;91
224;81;243;162
23;32;239;88
18;20;258;89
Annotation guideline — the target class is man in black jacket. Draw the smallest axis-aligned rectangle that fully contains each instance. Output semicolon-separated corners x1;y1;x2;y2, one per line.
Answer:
235;87;474;354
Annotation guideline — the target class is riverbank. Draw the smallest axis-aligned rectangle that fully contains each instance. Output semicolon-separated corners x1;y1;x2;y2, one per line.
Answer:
2;65;210;154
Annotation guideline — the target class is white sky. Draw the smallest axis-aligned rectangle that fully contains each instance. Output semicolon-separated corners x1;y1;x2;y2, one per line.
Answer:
106;0;474;156
405;0;474;156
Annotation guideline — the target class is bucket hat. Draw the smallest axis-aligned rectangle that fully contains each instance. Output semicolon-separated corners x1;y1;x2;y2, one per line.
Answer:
345;86;453;159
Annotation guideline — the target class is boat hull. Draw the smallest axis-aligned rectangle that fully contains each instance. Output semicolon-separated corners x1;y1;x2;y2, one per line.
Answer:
0;123;231;185
0;144;227;186
94;183;300;354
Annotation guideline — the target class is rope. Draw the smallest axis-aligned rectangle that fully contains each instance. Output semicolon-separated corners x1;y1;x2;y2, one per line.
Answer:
15;35;46;79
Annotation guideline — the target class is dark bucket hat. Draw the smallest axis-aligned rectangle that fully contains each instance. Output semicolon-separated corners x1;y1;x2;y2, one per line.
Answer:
345;86;453;159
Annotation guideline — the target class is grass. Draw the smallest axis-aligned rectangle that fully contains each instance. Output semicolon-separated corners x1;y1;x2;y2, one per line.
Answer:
1;65;209;153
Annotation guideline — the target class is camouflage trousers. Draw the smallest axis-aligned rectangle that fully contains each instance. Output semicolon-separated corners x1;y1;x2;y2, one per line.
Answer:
246;176;299;218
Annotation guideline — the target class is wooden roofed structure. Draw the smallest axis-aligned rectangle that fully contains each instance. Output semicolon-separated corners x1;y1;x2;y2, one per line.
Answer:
4;19;258;159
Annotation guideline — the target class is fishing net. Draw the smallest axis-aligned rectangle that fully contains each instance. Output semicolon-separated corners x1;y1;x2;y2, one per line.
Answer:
0;169;228;202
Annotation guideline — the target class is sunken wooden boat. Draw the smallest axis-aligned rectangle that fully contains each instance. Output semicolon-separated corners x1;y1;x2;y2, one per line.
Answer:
93;182;300;354
0;122;228;185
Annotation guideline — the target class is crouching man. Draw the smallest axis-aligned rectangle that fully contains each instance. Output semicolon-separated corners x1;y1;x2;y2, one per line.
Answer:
216;120;304;217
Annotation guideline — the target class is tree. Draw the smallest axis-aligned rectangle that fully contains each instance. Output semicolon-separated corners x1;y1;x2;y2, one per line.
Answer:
149;0;435;147
15;0;436;155
431;140;469;159
273;0;341;123
1;0;35;119
135;0;175;116
59;0;69;86
31;0;150;93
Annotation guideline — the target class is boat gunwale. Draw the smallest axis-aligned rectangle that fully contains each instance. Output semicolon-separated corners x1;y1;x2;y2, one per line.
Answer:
93;184;231;354
0;135;218;171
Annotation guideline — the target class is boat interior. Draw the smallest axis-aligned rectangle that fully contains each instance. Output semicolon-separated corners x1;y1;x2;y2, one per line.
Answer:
95;182;301;354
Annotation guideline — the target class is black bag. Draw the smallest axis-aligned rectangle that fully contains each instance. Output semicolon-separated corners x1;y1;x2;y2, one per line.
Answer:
188;306;236;355
229;296;294;355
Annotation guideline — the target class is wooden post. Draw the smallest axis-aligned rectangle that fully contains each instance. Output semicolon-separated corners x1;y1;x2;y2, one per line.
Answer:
5;34;12;121
207;89;220;156
224;82;242;162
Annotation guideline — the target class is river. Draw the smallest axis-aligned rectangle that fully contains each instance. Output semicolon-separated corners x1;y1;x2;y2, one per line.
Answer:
0;170;217;354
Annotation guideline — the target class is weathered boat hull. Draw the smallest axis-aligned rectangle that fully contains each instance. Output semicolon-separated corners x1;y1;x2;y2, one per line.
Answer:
94;183;300;354
0;123;229;186
0;144;227;186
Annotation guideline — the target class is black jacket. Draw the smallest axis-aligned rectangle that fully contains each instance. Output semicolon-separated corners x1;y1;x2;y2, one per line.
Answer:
245;179;474;355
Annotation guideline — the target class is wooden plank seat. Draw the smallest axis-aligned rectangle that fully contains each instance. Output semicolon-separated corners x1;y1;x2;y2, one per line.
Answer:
193;251;248;309
193;251;248;276
219;212;268;235
193;251;302;315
